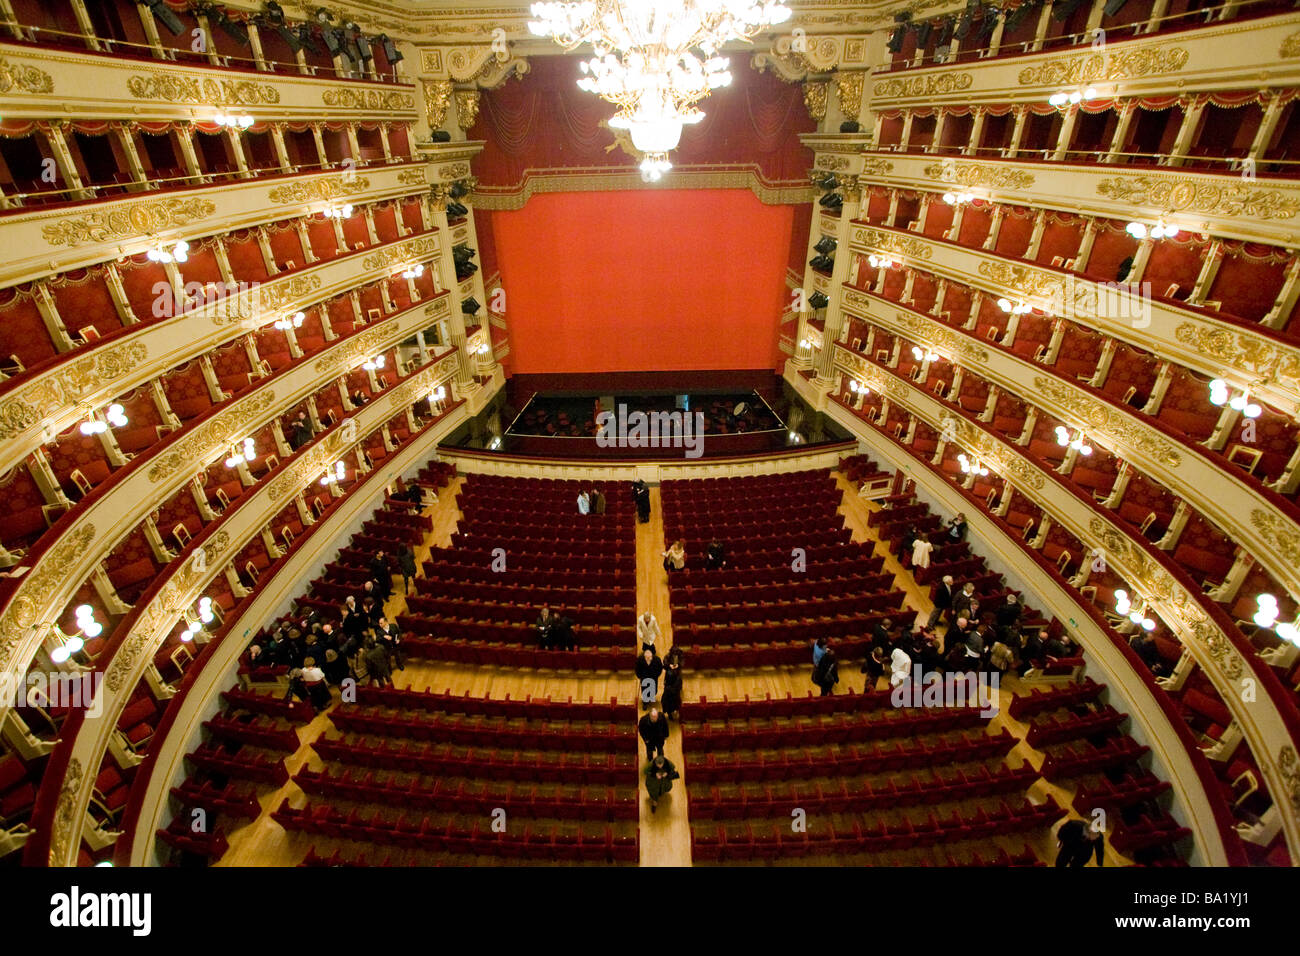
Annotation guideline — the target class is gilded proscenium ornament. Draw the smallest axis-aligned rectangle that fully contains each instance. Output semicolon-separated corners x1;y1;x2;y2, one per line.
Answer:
0;525;96;674
873;72;972;99
145;392;279;483
1095;175;1300;222
835;72;865;120
924;160;1035;191
266;176;372;204
127;74;280;106
422;78;454;129
0;56;54;94
1032;376;1182;468
41;198;217;248
396;167;428;186
861;158;895;177
453;89;480;131
0;343;149;441
1282;32;1300;58
803;80;829;121
322;88;415;111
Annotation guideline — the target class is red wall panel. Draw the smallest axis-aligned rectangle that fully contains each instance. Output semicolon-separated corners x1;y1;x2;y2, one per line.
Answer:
492;189;792;373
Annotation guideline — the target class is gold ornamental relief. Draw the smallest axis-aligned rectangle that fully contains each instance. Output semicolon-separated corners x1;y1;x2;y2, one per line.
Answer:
362;236;438;272
861;158;895;177
895;312;990;364
1252;510;1300;566
0;524;96;674
856;227;934;261
146;391;279;483
422;78;454;129
1017;53;1103;87
41;198;216;248
1032;376;1181;468
397;167;428;186
873;72;972;99
1280;31;1300;58
322;88;415;111
48;758;83;865
835;72;865;120
0;56;54;94
923;160;1034;191
0;343;150;441
126;74;279;106
802;81;829;121
1174;322;1300;384
817;156;852;172
1279;747;1300;814
1096;175;1300;221
266;177;372;204
976;260;1064;301
314;323;398;375
1104;46;1189;79
453;90;480;131
268;430;348;502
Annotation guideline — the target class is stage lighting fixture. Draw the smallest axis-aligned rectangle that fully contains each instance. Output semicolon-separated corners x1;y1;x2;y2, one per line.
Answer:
262;2;302;52
379;34;403;63
839;121;861;133
452;243;476;260
449;181;468;199
808;291;829;310
818;191;843;208
321;26;343;55
214;9;249;46
818;174;839;190
294;23;321;54
461;297;481;314
1053;0;1086;20
809;254;834;271
976;6;1000;41
886;26;906;53
446;201;468;218
147;0;185;35
955;5;973;40
914;22;932;47
430;130;451;142
1103;0;1129;14
814;236;837;255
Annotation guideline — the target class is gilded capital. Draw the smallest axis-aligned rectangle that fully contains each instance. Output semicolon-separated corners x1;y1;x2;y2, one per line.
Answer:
422;78;454;131
454;89;481;131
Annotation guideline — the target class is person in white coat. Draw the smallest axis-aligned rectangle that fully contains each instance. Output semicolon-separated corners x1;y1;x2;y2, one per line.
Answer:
636;610;660;652
911;535;934;570
889;646;913;688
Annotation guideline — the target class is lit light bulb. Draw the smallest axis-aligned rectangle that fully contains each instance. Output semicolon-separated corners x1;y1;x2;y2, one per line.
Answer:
1049;92;1067;107
1126;222;1148;239
51;645;70;664
1141;618;1156;631
1277;621;1299;645
996;297;1012;312
65;635;84;654
1243;403;1262;419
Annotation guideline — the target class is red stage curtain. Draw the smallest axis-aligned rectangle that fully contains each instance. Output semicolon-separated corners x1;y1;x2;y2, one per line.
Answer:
490;189;791;373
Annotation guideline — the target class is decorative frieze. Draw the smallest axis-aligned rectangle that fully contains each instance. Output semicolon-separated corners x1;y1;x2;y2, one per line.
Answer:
41;198;217;248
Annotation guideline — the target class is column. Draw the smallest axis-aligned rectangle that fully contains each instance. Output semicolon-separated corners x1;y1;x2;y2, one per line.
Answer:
31;283;78;352
1262;256;1300;330
1165;98;1205;167
1141;361;1174;414
270;125;292;171
1005;106;1028;158
966;108;986;156
1104;102;1137;163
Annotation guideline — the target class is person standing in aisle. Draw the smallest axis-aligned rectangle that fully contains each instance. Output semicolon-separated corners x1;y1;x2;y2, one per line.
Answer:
577;490;590;515
397;544;417;596
928;575;954;629
636;610;661;653
591;488;606;515
661;646;684;721
644;754;679;814
638;705;669;760
911;533;934;571
635;647;663;709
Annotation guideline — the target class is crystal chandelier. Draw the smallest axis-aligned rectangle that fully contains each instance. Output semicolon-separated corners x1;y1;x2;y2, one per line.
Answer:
528;1;792;180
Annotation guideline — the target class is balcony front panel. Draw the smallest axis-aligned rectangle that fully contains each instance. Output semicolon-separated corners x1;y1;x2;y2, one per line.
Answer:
0;164;429;288
0;41;417;123
854;153;1300;247
868;13;1300;108
847;223;1300;416
841;286;1300;605
0;299;453;717
0;231;444;475
830;340;1300;856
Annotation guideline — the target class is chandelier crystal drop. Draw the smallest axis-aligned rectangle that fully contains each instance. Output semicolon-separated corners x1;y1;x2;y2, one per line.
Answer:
529;1;791;175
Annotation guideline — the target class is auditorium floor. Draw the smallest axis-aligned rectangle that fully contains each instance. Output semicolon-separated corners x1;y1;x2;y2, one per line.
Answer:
217;470;1115;867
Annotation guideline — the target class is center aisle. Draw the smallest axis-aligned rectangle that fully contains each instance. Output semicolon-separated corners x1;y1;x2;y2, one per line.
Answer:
635;487;692;866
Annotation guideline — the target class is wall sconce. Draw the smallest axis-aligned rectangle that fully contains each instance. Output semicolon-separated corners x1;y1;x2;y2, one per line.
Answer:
1125;218;1179;240
1055;425;1093;455
1048;87;1097;108
325;204;354;219
942;191;974;205
225;437;256;469
362;355;386;370
911;345;939;362
273;311;305;331
996;297;1031;314
1209;379;1261;418
848;380;870;394
214;112;254;128
320;460;346;486
80;403;127;436
957;452;989;476
147;239;189;263
401;264;424;279
868;254;897;269
1115;589;1156;630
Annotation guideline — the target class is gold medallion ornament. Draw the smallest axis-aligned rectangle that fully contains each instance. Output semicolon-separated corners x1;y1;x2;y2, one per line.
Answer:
0;56;54;94
127;74;279;105
41;198;216;248
322;88;415;111
872;72;972;99
924;161;1035;191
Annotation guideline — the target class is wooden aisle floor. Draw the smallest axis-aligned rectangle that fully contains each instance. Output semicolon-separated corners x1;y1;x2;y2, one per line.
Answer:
217;469;1118;867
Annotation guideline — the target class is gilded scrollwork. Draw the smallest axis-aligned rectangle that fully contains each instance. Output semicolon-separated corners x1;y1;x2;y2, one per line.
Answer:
0;344;149;442
266;177;371;204
924;160;1035;191
41;198;217;247
0;56;54;94
1096;175;1300;221
146;392;279;483
872;72;972;99
422;78;454;129
453;89;481;130
802;81;828;121
835;71;865;120
322;88;415;111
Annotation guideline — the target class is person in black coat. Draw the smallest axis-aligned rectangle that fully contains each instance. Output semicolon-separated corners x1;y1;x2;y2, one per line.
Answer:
397;544;417;594
635;648;663;709
661;647;684;720
638;705;670;760
375;616;403;671
812;647;839;696
897;525;917;565
550;610;576;651
704;539;726;570
632;479;650;523
369;551;392;600
947;513;968;542
928;575;954;629
1055;818;1104;867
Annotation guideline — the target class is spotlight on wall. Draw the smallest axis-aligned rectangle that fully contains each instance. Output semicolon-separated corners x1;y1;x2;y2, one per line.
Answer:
807;291;830;310
818;191;843;208
814;236;837;255
462;297;481;315
809;254;834;271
